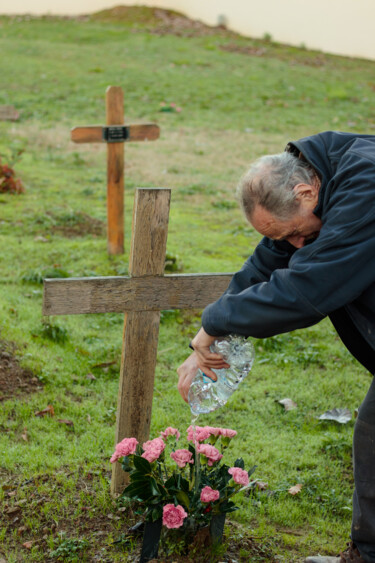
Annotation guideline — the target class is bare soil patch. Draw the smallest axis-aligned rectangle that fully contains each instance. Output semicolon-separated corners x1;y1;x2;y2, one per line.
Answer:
219;42;330;67
49;211;105;238
0;341;41;402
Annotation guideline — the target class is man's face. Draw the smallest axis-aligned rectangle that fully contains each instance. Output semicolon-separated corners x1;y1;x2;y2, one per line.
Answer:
249;184;322;249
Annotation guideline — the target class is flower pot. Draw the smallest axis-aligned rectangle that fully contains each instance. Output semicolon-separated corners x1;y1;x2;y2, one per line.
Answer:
209;513;226;544
139;514;226;562
139;518;162;563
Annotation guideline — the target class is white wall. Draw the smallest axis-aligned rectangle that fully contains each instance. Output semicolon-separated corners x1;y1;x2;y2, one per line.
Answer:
2;0;375;61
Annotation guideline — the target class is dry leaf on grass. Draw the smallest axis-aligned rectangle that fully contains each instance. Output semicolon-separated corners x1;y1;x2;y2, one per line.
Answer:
34;405;54;417
255;481;269;491
288;484;303;495
57;419;74;427
278;398;297;411
22;541;34;549
91;360;116;369
5;506;21;515
318;408;352;424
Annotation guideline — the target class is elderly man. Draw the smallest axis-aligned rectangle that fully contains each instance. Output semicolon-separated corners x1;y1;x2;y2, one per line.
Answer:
177;131;375;563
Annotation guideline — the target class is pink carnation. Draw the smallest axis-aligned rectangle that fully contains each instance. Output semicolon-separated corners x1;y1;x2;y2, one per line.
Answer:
141;437;165;463
110;437;138;463
160;427;180;440
162;504;188;529
219;428;237;439
206;426;222;437
197;443;223;466
200;486;220;503
187;425;212;443
228;467;249;486
200;426;222;445
170;449;194;468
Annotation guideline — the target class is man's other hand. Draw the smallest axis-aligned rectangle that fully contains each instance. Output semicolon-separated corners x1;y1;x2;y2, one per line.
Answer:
191;327;230;381
177;352;200;402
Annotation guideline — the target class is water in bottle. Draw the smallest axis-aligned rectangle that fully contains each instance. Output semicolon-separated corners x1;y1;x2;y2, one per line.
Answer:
188;334;255;415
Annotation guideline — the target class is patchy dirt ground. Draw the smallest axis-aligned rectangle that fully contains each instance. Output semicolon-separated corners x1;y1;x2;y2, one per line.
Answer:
219;42;330;67
0;340;41;402
48;211;105;238
1;468;276;562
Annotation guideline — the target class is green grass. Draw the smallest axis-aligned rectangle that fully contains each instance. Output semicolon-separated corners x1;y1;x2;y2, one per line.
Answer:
0;9;374;561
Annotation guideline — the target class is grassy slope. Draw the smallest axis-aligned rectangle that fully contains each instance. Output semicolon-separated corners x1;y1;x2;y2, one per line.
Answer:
0;11;374;562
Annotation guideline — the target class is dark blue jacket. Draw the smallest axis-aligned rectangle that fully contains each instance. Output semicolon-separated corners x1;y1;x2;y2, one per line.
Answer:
202;131;375;373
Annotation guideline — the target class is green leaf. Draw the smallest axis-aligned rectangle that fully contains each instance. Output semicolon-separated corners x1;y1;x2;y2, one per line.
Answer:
248;464;257;478
234;458;245;469
179;476;190;492
149;476;164;497
164;475;178;489
218;500;238;513
176;491;190;508
152;506;163;521
221;505;239;513
133;455;152;474
188;444;196;456
124;481;152;501
130;470;151;483
121;456;132;472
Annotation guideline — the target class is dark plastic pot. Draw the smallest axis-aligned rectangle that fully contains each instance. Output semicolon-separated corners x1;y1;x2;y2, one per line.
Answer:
139;513;226;562
139;518;162;563
209;512;226;544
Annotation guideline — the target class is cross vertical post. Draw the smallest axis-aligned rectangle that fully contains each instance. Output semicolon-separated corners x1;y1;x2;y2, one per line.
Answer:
106;86;125;255
111;188;171;495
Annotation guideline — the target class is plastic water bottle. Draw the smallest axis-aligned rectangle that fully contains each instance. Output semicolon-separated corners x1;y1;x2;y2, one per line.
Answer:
188;335;255;415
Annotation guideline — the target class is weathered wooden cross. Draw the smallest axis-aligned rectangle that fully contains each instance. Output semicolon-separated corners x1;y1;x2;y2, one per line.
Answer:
71;86;160;255
43;188;233;494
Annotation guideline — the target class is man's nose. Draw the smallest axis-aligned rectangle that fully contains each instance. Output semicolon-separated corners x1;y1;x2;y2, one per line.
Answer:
286;235;305;248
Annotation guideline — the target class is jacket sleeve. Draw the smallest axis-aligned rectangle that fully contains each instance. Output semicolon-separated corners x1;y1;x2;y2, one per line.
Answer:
222;237;295;296
202;146;375;338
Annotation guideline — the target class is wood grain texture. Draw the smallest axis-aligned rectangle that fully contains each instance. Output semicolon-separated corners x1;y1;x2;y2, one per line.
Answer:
70;123;160;143
70;126;103;143
111;309;162;493
111;188;171;494
106;86;125;255
43;273;233;315
126;123;160;141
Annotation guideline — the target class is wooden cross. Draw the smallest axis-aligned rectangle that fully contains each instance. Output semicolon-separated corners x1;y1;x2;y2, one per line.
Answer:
43;188;233;495
71;86;160;255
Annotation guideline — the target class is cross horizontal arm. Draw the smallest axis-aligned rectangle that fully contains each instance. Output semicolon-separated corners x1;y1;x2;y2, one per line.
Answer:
43;273;233;316
70;124;160;143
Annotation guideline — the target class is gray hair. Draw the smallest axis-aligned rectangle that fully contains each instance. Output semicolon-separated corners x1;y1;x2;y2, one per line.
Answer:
236;151;317;220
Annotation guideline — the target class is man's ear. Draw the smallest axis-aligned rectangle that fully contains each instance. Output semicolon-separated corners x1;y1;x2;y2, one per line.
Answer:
293;183;319;205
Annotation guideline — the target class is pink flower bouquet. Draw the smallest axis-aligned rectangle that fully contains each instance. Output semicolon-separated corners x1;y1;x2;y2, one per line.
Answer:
110;425;256;533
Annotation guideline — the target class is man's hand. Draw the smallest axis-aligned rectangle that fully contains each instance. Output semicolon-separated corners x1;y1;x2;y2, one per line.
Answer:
177;352;199;402
191;327;230;381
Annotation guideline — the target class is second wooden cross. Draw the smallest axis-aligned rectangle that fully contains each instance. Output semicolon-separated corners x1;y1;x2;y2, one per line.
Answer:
71;86;160;255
